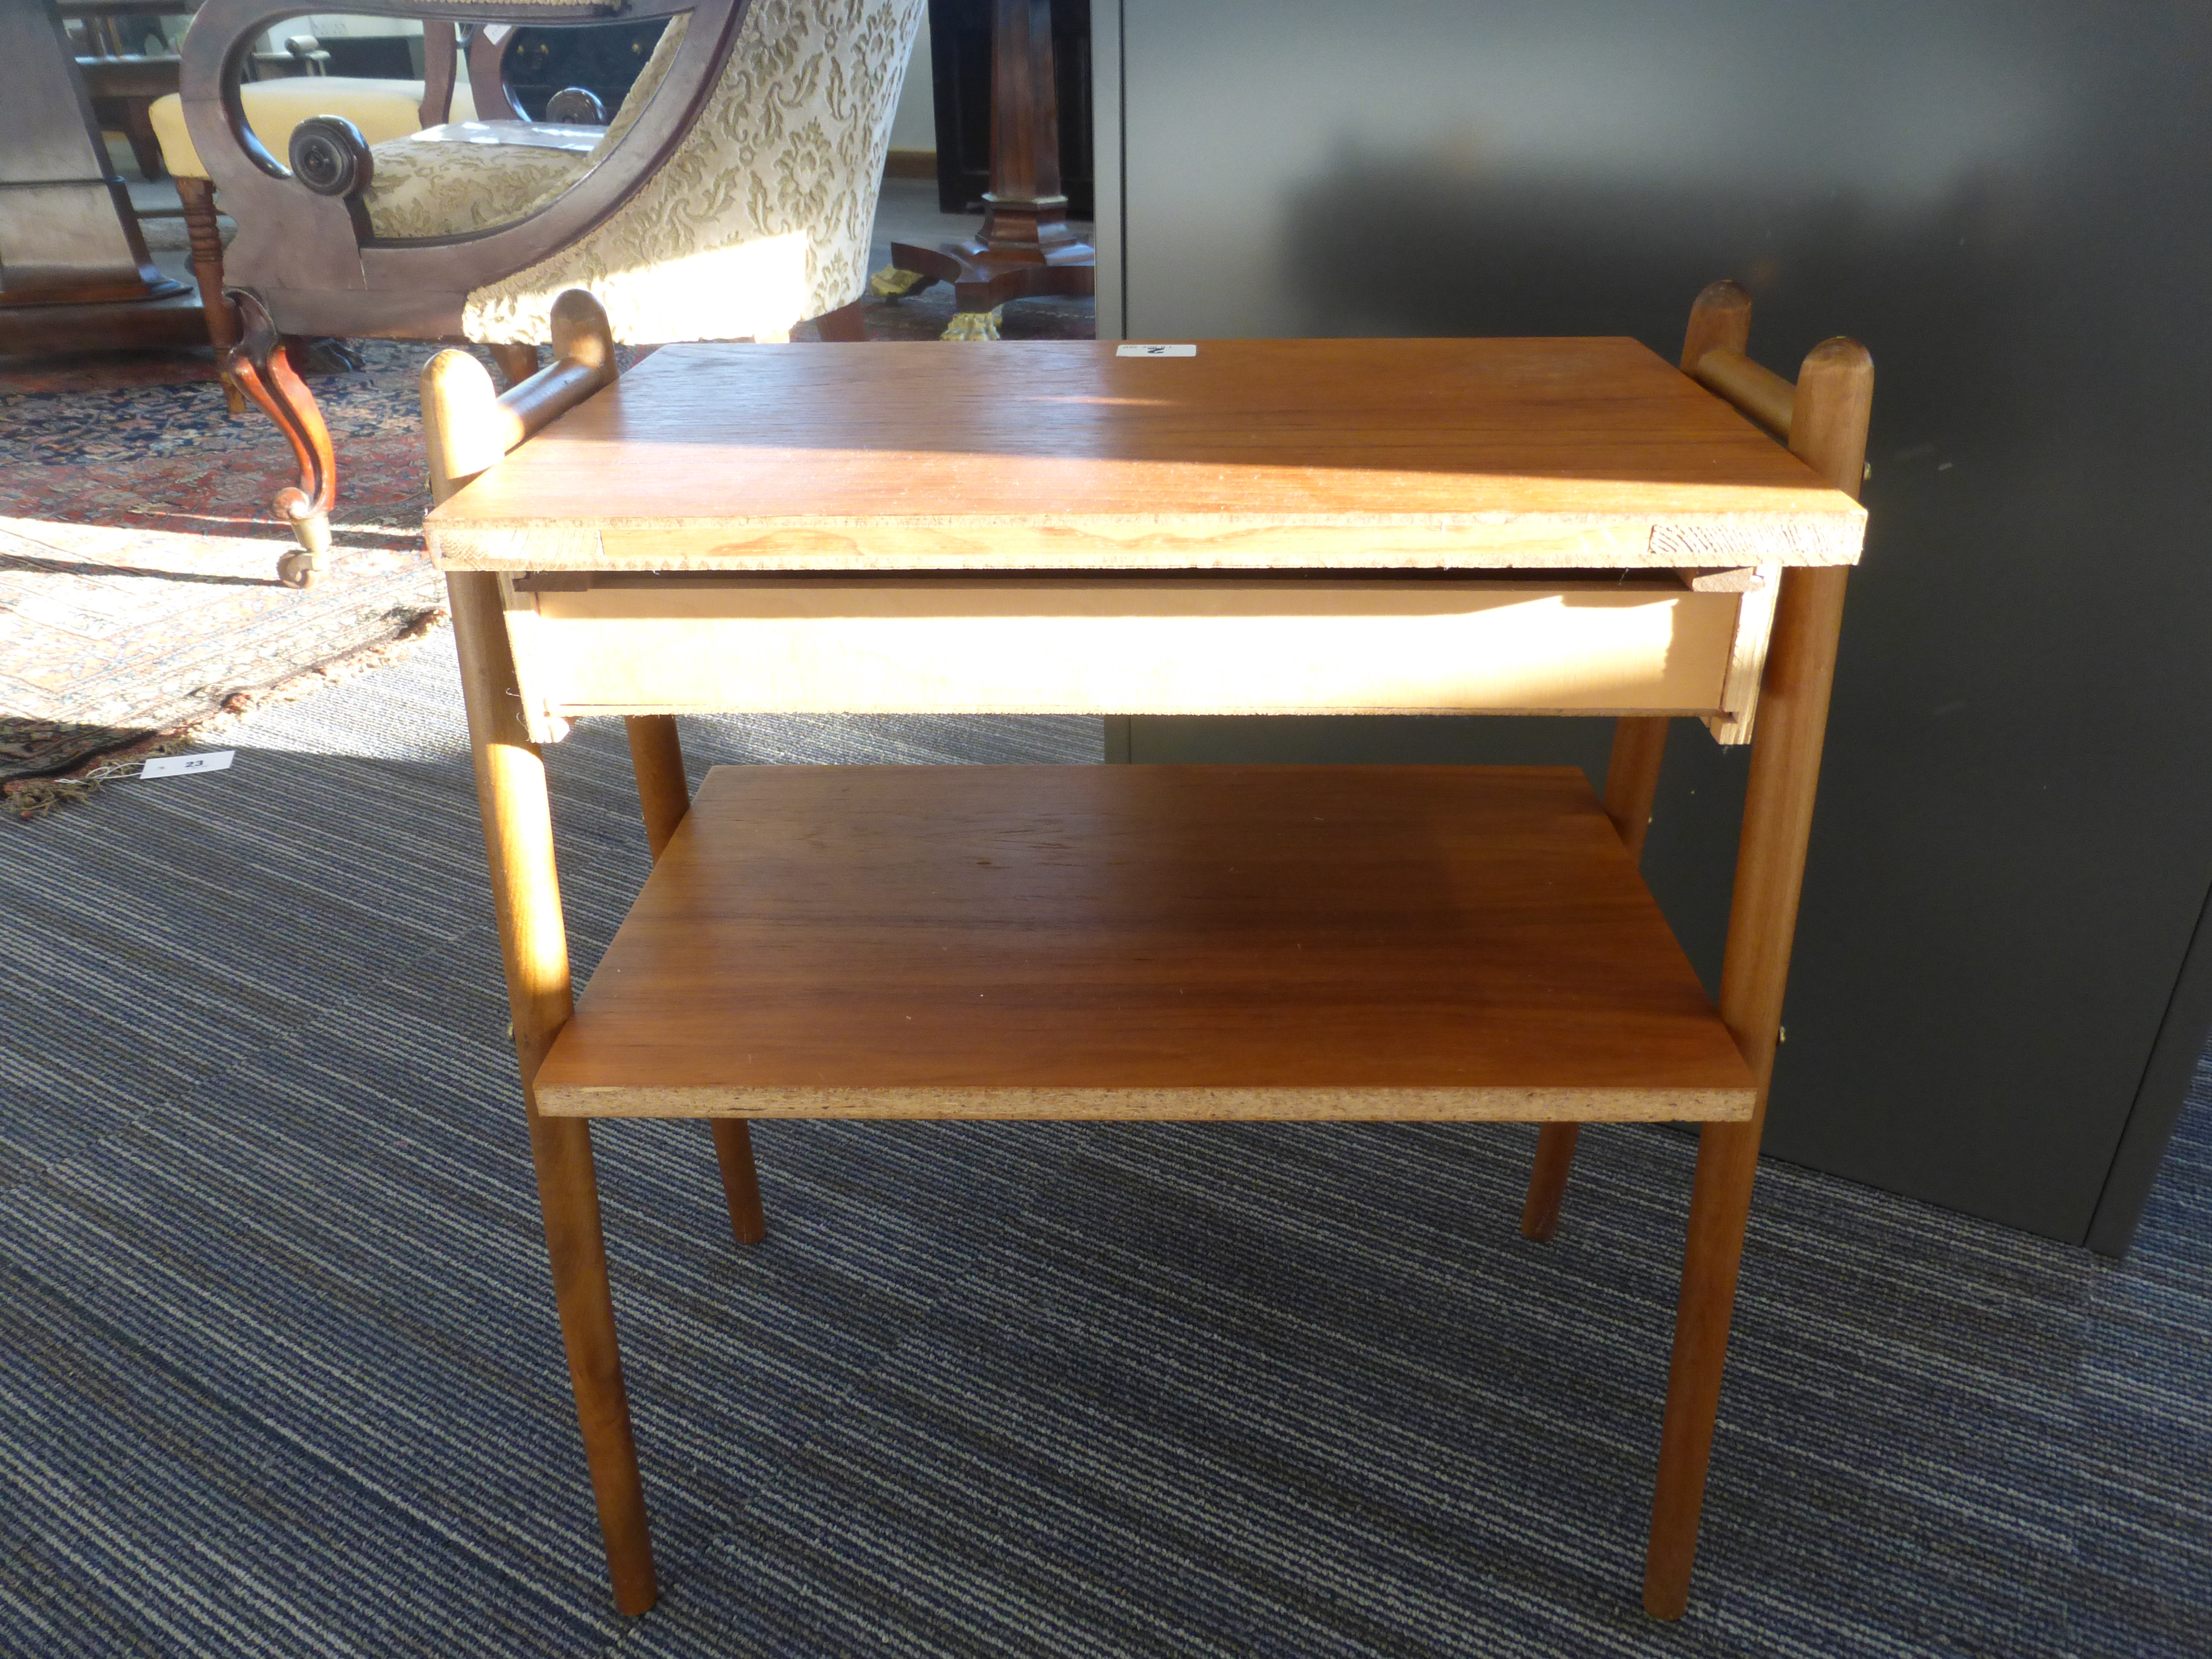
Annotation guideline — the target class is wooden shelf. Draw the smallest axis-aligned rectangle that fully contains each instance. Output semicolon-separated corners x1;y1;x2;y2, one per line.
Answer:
535;763;1756;1121
428;338;1866;574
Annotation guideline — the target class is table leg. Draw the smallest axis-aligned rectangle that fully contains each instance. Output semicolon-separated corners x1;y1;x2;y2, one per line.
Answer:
1642;565;1849;1620
1522;714;1672;1241
711;1122;768;1245
451;571;659;1616
622;713;768;1245
623;714;691;862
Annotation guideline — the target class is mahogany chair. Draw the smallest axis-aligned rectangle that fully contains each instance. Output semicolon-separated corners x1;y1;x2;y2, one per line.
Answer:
177;0;927;587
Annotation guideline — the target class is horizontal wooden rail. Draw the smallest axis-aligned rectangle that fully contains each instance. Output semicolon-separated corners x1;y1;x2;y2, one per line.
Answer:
497;358;612;453
423;290;617;504
1692;348;1794;441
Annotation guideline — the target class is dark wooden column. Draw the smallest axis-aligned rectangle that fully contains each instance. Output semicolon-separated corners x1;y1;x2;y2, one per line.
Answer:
890;0;1094;332
0;0;201;355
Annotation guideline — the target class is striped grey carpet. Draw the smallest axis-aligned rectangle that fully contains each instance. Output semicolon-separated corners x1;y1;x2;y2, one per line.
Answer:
1;634;2205;1658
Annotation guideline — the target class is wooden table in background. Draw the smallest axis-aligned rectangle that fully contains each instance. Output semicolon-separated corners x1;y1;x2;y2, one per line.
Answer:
423;314;1871;1622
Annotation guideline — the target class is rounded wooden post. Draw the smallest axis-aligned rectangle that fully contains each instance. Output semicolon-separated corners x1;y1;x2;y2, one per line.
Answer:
620;710;768;1245
429;354;658;1617
1523;283;1744;1246
624;716;691;862
710;1121;767;1245
1522;711;1674;1239
1681;278;1753;370
1643;337;1871;1620
1518;1124;1580;1241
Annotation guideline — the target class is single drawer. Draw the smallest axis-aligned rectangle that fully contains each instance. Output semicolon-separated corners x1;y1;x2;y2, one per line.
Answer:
498;572;1775;743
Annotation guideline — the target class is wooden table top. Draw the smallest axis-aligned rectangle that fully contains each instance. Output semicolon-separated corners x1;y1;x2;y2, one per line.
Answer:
429;339;1866;575
534;764;1758;1121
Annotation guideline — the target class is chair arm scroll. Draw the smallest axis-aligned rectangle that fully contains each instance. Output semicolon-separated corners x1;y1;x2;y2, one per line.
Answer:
289;115;372;196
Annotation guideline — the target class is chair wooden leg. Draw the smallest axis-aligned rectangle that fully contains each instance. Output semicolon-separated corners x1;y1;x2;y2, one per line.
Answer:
448;569;658;1615
123;106;166;182
175;178;246;415
1522;714;1673;1241
226;291;335;588
813;298;870;342
487;341;540;388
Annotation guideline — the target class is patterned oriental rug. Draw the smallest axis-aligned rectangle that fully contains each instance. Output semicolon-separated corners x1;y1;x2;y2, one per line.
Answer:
0;341;447;815
0;284;1093;816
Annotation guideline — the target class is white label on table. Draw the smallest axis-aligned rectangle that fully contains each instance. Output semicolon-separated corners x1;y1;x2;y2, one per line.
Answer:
140;750;235;780
1116;343;1197;357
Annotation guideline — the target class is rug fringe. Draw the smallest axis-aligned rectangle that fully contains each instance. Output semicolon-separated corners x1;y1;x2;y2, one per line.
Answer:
5;606;450;821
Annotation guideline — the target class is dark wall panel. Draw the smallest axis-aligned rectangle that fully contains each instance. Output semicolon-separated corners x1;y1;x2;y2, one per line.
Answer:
1118;1;2212;1243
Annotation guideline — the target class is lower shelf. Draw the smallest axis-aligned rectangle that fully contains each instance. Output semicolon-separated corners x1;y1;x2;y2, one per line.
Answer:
534;763;1757;1121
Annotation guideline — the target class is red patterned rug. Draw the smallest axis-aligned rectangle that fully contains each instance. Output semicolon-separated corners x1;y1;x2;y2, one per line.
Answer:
1;283;1093;815
1;341;450;814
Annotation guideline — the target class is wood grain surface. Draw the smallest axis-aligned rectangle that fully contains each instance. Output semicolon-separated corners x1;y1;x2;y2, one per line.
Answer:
427;339;1867;573
534;764;1757;1120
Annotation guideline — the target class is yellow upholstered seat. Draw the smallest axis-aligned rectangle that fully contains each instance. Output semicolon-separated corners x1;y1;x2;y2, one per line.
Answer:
148;77;480;181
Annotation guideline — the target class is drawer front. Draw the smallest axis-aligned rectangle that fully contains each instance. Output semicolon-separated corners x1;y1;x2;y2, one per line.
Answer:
501;577;1759;737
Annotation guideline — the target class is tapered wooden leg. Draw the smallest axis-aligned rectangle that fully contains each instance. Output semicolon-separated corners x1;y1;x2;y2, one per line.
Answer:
1603;717;1671;863
447;569;657;1615
528;1108;659;1615
1643;333;1869;1619
618;712;768;1244
1519;1124;1580;1241
1522;713;1674;1241
619;712;766;1245
710;1121;766;1245
1644;562;1856;1620
623;714;690;862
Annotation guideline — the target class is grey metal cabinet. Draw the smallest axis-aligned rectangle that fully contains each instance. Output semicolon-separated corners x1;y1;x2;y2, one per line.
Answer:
1092;0;2212;1252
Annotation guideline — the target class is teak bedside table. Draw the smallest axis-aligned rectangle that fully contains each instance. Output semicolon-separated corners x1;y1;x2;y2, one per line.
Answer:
421;284;1872;1622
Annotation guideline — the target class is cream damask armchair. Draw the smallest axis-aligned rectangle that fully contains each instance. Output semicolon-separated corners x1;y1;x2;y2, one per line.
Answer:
178;0;927;586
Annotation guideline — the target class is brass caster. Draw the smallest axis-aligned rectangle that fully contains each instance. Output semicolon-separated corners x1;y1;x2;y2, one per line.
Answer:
275;490;331;589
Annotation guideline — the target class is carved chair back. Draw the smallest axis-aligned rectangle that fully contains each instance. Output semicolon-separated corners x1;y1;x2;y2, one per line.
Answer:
182;1;927;342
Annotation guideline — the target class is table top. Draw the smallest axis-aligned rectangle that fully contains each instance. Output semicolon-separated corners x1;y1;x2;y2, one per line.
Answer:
534;763;1758;1121
427;338;1866;575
